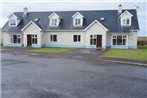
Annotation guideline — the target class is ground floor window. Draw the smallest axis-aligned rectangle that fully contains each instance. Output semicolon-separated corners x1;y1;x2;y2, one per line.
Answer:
112;35;127;45
73;35;81;42
10;34;21;44
50;35;57;42
32;35;37;44
90;35;96;45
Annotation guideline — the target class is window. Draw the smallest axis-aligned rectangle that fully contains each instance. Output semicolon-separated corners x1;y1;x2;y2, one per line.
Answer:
10;35;21;44
32;35;37;44
51;19;57;26
121;17;131;26
90;35;96;45
75;19;81;26
73;35;81;42
126;18;130;25
10;19;16;26
112;35;127;46
50;35;57;42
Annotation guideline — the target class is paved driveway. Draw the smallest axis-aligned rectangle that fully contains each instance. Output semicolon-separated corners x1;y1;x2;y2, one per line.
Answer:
1;50;147;98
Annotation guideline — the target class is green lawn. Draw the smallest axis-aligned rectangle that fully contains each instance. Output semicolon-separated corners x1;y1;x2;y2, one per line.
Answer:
0;46;12;49
138;37;147;41
28;48;76;53
101;46;147;61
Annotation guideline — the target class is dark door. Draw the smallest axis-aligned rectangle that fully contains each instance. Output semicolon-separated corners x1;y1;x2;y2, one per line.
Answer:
96;35;102;48
27;35;32;46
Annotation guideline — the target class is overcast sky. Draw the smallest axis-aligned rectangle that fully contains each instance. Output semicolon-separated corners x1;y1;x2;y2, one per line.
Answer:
0;0;146;36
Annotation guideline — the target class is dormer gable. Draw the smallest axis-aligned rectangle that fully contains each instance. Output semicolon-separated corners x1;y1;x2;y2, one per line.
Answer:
72;12;84;27
8;13;21;27
119;10;133;27
48;12;61;27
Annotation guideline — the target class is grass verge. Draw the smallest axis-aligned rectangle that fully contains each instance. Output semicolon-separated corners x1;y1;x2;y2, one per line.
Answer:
28;48;76;53
101;45;147;61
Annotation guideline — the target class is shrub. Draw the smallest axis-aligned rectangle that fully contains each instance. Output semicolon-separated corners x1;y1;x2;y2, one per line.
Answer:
137;40;147;46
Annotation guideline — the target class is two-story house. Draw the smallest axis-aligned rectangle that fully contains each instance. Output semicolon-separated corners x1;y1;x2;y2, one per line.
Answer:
1;5;139;49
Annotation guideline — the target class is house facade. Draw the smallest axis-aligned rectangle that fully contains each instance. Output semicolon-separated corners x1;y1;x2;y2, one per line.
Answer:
1;5;139;49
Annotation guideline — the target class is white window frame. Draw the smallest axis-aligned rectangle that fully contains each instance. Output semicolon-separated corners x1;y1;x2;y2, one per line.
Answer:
9;19;17;26
51;19;58;26
90;35;97;45
73;35;81;42
50;35;57;42
121;17;131;26
32;34;38;44
10;34;21;44
111;35;128;46
74;18;82;27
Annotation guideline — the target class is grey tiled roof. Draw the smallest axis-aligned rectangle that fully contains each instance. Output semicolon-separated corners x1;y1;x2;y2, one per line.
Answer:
2;9;139;33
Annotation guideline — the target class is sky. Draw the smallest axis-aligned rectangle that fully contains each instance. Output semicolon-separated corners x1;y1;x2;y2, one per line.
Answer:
0;0;146;36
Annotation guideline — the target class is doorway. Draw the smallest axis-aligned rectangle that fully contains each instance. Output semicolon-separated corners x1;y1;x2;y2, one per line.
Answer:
27;35;32;46
96;35;102;48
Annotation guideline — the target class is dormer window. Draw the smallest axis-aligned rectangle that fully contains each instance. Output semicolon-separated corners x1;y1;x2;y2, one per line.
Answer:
8;13;21;27
48;12;61;27
121;17;131;26
51;19;58;26
10;19;16;26
75;18;81;26
72;12;84;27
119;10;133;27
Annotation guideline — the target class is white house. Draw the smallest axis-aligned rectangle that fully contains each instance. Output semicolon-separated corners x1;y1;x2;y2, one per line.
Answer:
1;5;139;49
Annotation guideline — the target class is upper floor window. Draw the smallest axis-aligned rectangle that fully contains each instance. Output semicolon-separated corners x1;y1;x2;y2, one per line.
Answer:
72;12;84;27
121;17;131;26
120;11;133;27
48;12;60;27
10;19;16;26
75;19;81;26
51;19;58;26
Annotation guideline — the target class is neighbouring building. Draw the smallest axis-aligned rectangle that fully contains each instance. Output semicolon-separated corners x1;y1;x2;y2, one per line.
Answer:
1;5;139;49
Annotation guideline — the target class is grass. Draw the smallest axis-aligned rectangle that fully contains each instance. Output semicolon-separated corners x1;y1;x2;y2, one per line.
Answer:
28;48;76;53
138;37;147;41
0;46;12;49
101;45;147;61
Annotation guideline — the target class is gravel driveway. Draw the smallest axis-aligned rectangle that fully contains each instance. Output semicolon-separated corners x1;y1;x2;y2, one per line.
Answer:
1;50;147;98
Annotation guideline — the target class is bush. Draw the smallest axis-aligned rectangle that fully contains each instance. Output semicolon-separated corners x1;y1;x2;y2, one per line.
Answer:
137;40;147;46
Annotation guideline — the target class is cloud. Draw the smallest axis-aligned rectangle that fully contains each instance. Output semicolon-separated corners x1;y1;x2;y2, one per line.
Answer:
1;1;146;36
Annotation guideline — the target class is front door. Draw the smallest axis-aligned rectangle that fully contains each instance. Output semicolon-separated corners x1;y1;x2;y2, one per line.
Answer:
27;35;32;46
96;35;102;48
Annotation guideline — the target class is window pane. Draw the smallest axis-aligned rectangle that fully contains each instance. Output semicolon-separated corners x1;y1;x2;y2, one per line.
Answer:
54;35;57;41
78;35;81;42
73;35;77;42
123;39;126;45
123;19;126;24
13;35;17;43
50;35;53;41
113;39;117;45
117;36;122;45
126;19;130;24
35;38;37;44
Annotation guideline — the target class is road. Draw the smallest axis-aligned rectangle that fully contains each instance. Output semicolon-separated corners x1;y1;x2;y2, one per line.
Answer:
1;52;147;98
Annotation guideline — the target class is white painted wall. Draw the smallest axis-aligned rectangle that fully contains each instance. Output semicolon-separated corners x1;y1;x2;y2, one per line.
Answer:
128;31;138;47
85;22;107;48
2;32;10;44
23;23;42;46
43;31;84;47
2;31;23;45
0;30;2;44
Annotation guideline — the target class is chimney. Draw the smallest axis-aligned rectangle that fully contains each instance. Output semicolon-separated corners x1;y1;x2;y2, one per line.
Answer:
23;7;28;16
118;4;122;14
